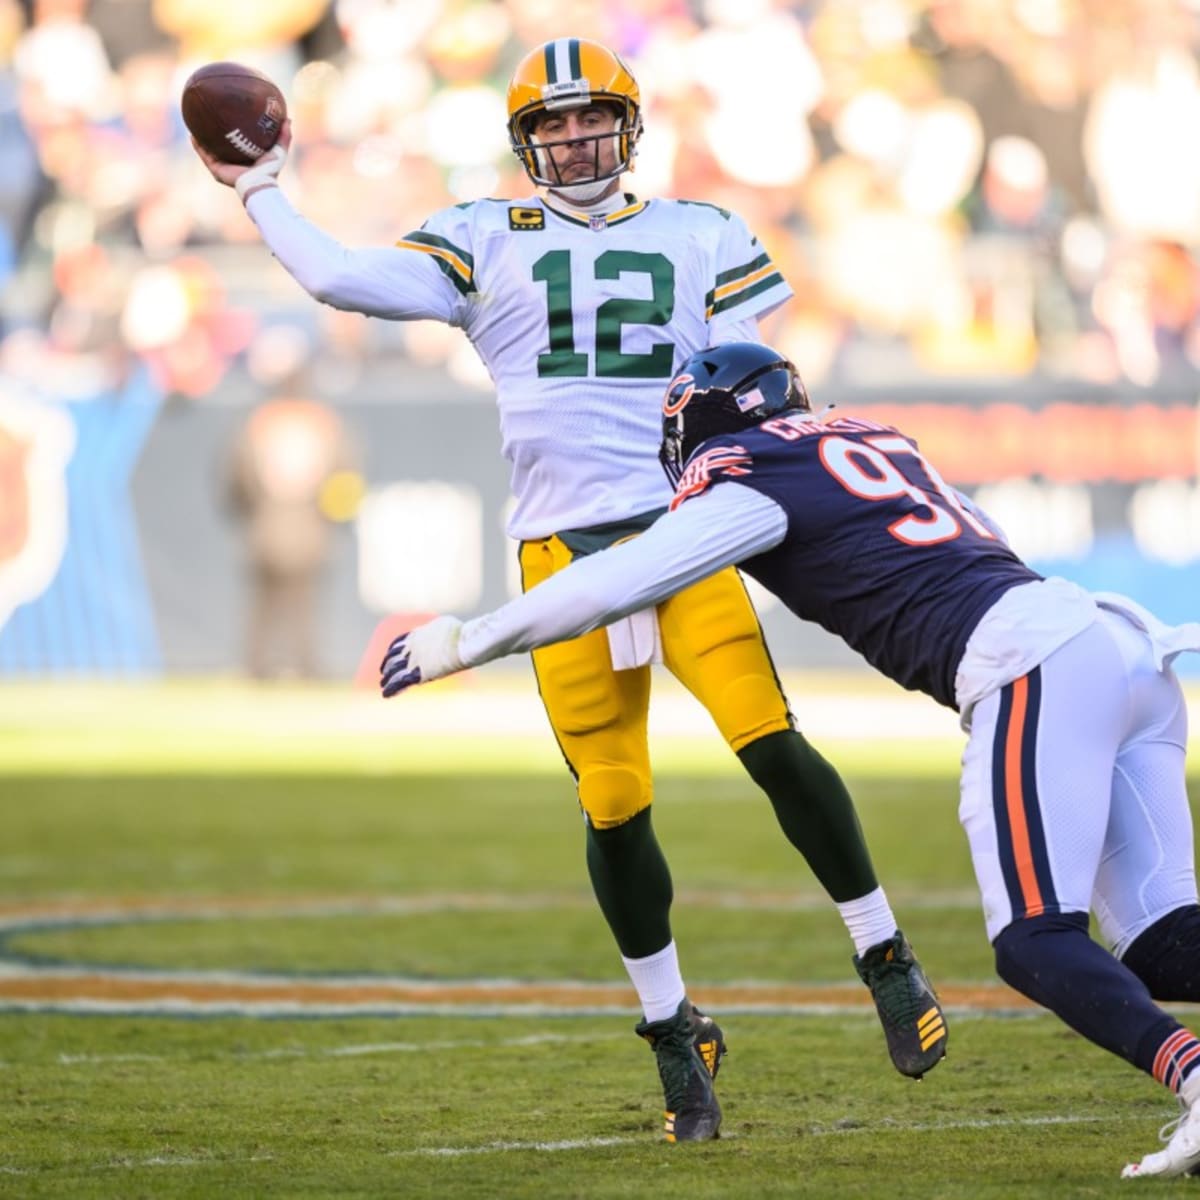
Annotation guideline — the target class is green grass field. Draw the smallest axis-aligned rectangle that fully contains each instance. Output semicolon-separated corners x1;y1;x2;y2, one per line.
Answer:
1;678;1198;1198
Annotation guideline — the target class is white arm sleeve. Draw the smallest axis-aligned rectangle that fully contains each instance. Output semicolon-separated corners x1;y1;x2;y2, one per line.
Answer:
717;315;763;344
458;485;788;667
244;188;459;322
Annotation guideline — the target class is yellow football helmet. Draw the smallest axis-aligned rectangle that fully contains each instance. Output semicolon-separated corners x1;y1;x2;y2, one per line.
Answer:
506;38;643;189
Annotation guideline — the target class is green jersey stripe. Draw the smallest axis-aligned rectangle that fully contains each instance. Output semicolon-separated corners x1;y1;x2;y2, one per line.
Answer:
402;229;475;270
429;255;475;296
713;252;771;290
708;272;785;317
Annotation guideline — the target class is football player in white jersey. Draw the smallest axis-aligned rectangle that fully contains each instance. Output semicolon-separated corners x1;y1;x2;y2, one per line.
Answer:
193;38;947;1141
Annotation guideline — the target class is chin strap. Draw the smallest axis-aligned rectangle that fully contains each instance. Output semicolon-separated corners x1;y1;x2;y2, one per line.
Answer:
548;176;619;205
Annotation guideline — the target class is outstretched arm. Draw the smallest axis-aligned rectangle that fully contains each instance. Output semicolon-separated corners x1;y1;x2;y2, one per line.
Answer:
380;484;788;696
191;121;460;322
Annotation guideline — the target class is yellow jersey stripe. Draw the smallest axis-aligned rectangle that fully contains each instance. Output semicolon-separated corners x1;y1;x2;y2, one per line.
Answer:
710;262;778;304
549;200;648;229
395;239;472;285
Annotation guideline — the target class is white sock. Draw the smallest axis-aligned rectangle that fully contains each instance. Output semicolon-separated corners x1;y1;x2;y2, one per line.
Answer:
622;940;686;1023
836;886;898;956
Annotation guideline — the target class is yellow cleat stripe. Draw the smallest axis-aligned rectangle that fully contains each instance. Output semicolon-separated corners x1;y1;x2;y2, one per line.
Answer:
919;1023;946;1051
917;1007;943;1032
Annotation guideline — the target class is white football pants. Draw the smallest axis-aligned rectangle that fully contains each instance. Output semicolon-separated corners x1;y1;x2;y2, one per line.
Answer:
960;607;1196;952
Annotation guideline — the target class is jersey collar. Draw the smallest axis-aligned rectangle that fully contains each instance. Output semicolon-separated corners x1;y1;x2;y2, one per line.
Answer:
542;193;649;230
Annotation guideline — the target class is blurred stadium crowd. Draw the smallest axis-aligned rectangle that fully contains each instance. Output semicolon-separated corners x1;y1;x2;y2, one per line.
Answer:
1;0;1198;407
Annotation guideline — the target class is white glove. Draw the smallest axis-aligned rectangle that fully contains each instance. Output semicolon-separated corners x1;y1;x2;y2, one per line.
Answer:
379;616;465;697
234;142;288;202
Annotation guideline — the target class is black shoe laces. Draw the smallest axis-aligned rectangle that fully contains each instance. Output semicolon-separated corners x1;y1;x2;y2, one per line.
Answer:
642;1021;701;1111
860;948;922;1026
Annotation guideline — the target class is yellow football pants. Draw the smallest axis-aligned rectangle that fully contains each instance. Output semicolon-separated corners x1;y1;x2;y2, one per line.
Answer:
518;534;793;829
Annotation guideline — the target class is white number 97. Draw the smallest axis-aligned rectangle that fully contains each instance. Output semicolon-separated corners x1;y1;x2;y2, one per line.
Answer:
818;434;995;547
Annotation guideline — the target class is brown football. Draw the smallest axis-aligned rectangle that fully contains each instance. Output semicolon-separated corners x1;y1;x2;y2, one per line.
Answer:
181;62;286;165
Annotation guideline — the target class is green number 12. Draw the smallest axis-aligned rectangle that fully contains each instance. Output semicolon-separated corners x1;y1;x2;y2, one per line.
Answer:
532;249;676;379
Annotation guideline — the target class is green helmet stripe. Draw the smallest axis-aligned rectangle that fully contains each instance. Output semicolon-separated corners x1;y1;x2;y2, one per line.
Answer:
568;38;582;80
543;41;557;84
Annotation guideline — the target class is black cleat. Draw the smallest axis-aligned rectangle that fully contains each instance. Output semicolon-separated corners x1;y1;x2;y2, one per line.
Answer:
635;998;726;1142
854;929;947;1079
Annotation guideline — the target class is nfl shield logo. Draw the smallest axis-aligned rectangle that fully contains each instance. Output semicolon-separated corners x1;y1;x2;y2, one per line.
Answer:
589;215;606;231
0;423;29;565
0;391;75;631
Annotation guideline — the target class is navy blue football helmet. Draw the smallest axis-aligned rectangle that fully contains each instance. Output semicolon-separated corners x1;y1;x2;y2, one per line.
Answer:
660;342;810;486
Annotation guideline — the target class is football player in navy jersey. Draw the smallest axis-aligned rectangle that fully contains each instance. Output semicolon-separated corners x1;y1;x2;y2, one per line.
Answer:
383;341;1200;1178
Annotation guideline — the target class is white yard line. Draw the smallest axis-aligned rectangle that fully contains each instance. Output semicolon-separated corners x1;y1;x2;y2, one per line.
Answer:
397;1136;641;1157
395;1113;1129;1158
0;996;1039;1019
0;887;985;932
0;1114;1149;1176
53;1031;628;1066
0;1155;275;1176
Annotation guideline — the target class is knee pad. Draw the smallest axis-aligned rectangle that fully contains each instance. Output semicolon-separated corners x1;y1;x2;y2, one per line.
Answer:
1121;904;1200;1002
578;764;650;830
661;573;791;751
993;911;1090;1003
994;911;1177;1066
717;675;794;751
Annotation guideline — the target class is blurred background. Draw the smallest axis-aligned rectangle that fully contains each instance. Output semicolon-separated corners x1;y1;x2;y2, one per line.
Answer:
0;0;1197;682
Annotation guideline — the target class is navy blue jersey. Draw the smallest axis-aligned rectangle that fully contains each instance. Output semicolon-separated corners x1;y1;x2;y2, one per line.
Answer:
671;415;1042;708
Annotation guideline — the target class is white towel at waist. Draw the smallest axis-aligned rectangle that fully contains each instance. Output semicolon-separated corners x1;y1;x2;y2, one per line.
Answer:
1092;591;1200;669
606;608;663;671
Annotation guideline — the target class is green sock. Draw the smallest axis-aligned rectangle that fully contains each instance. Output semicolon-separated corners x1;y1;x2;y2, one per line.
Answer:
738;728;879;901
585;807;673;959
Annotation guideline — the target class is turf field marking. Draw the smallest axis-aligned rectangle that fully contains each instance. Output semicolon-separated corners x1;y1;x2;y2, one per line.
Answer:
398;1113;1129;1158
58;1052;165;1064
0;1158;273;1176
51;1032;629;1067
0;887;983;928
399;1136;639;1157
0;893;1047;1018
322;1031;627;1056
0;978;1039;1018
810;1113;1116;1136
134;1155;273;1168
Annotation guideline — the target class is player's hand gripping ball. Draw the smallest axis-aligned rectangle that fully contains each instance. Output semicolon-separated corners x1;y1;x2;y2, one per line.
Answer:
181;62;286;165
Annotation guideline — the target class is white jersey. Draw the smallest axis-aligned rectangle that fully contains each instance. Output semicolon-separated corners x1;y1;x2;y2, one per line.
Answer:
246;188;792;538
